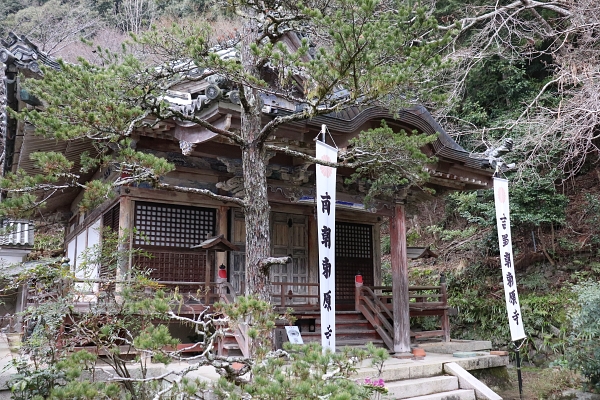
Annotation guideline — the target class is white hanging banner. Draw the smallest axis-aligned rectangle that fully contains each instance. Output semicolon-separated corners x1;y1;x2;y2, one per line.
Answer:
493;177;526;341
316;135;337;353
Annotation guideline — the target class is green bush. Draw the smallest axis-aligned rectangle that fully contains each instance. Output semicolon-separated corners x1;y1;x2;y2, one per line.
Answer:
446;263;572;354
565;281;600;392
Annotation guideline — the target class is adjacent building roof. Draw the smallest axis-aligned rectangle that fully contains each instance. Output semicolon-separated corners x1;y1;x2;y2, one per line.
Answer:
406;247;438;259
0;32;60;74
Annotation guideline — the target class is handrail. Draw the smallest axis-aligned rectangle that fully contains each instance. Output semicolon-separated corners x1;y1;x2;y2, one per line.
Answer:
270;282;319;308
270;282;320;287
213;281;249;358
355;285;394;349
370;285;443;291
360;286;393;321
217;281;237;305
356;282;451;343
27;280;225;312
364;288;394;336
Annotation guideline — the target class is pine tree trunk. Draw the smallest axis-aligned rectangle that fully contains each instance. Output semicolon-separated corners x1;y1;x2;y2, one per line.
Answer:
241;138;271;300
240;16;272;301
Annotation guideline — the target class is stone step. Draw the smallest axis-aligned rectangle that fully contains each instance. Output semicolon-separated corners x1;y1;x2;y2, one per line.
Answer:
315;319;372;329
303;338;386;348
300;330;382;342
220;343;243;356
385;376;458;399
401;389;476;400
301;328;379;335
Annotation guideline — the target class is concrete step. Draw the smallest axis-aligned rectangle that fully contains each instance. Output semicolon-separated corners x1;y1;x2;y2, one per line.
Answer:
386;376;458;399
401;389;476;400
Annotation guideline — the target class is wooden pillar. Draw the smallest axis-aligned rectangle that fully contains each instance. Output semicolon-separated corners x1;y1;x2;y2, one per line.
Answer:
308;212;319;305
373;221;382;286
390;203;411;354
118;196;133;281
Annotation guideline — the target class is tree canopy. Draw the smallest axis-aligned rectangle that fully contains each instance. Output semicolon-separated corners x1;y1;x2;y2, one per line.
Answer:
3;0;451;298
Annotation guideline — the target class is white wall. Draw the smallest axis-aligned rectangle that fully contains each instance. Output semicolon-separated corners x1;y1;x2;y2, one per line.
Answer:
67;218;102;298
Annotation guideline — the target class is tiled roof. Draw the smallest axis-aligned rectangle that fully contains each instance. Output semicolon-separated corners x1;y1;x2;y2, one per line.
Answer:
0;32;60;73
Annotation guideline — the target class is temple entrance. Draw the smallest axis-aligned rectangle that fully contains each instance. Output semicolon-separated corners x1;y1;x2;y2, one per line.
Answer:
229;211;309;298
335;222;374;309
270;213;309;302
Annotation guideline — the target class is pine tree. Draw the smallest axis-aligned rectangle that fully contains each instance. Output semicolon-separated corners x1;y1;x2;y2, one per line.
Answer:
6;0;450;299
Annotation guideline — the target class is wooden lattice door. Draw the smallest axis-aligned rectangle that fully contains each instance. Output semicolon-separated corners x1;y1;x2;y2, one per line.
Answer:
229;211;308;298
271;213;308;301
336;222;374;305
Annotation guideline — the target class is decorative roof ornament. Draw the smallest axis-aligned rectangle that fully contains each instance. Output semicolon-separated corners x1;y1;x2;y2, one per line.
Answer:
472;138;516;174
0;32;59;72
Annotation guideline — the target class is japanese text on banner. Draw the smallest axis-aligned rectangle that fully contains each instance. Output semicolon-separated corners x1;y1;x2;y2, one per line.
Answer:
493;177;526;342
316;139;337;352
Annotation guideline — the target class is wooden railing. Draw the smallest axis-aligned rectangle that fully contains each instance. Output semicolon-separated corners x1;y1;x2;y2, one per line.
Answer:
355;285;395;349
24;279;234;313
355;279;451;348
270;282;319;310
211;281;249;358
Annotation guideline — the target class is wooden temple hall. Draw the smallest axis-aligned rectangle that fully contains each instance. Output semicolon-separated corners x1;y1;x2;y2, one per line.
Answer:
1;34;494;354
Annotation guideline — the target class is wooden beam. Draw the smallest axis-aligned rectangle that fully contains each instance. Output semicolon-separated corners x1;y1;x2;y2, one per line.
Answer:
390;203;411;354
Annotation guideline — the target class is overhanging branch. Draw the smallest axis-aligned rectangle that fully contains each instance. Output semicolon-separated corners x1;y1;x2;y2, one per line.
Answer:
156;182;245;206
439;0;572;32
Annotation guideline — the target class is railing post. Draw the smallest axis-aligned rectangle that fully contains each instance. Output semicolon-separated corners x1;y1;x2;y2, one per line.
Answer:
440;273;450;342
355;273;363;311
280;283;286;307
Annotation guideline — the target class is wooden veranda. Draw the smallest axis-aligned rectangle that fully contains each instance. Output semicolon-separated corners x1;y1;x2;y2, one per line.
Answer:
23;274;451;357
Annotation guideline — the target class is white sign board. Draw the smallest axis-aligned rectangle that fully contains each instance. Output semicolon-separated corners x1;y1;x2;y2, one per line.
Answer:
316;138;337;352
285;326;304;345
493;177;526;341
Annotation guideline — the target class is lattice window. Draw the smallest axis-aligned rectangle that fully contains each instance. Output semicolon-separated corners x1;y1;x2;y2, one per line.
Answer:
336;222;373;302
133;202;215;248
336;222;372;258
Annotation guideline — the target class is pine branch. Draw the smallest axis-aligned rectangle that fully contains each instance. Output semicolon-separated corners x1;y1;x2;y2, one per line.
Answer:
156;182;245;206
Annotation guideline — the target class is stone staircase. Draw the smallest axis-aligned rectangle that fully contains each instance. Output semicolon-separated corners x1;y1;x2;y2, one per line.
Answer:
218;310;386;356
385;375;475;400
217;313;505;400
353;344;506;400
296;310;386;348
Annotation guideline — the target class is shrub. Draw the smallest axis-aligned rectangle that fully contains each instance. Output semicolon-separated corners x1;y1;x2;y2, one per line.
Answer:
565;281;600;392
